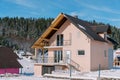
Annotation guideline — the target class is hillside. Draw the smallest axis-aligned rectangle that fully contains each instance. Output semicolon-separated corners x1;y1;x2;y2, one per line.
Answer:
0;17;54;52
0;17;120;52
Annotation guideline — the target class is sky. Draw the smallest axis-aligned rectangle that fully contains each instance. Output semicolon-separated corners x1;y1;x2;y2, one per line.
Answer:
0;0;120;27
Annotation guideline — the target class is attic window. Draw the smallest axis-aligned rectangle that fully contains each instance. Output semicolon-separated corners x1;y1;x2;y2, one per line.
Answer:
78;24;86;30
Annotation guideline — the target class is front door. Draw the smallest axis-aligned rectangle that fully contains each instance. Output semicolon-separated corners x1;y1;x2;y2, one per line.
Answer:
66;51;71;63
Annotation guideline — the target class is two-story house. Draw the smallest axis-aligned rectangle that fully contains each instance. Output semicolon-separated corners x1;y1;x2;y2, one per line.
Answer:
32;13;117;77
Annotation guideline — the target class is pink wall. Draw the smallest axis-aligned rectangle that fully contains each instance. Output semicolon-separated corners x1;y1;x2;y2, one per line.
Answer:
34;64;42;77
48;20;91;72
48;20;113;72
0;68;19;74
91;40;113;71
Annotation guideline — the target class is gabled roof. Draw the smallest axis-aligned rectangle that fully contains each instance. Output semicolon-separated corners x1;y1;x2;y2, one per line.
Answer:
0;47;22;68
90;25;111;34
64;14;107;42
32;13;112;48
107;37;118;45
32;13;67;48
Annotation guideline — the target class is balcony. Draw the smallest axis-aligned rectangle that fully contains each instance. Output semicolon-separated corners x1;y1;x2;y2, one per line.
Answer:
44;40;71;48
35;57;80;71
35;57;67;66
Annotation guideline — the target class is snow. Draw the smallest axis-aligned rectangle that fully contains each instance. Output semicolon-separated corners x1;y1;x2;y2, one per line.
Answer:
1;61;120;80
17;56;34;74
44;66;120;80
0;76;67;80
2;51;120;80
0;54;66;80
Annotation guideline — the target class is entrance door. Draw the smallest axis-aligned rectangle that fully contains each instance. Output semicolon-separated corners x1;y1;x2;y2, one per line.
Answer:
66;51;71;63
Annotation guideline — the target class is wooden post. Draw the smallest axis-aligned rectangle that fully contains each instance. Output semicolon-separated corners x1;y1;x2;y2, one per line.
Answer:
35;48;38;59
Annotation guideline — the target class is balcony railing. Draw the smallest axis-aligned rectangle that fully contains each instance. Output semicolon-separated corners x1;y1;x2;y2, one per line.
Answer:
35;57;80;71
69;58;80;70
41;40;71;47
35;57;67;64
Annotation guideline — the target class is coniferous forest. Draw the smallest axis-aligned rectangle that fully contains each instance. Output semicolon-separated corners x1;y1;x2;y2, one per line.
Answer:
0;17;54;52
0;17;120;52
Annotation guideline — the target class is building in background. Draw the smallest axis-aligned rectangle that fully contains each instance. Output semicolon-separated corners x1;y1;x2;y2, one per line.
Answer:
113;48;120;66
0;47;22;74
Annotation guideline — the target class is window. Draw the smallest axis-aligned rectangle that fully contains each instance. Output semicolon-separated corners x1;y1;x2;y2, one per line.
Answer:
54;50;63;62
78;50;85;55
56;34;63;46
104;50;107;57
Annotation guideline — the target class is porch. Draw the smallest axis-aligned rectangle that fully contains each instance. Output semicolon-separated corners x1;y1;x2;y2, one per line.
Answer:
34;56;81;77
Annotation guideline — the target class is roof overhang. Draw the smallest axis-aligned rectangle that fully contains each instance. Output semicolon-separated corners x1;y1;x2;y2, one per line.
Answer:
32;13;67;48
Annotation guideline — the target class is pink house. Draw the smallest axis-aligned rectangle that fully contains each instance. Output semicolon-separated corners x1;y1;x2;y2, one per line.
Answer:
32;13;116;76
0;47;22;74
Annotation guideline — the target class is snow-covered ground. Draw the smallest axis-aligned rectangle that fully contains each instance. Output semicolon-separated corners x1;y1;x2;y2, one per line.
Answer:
0;55;68;80
86;67;120;79
3;52;120;80
18;57;34;74
1;68;120;80
0;76;68;80
45;67;120;80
